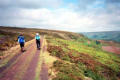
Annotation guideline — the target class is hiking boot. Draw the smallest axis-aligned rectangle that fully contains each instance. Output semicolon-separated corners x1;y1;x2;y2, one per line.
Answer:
21;47;26;52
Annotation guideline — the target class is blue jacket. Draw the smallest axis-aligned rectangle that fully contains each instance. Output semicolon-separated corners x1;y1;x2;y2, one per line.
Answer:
18;36;25;43
35;35;40;40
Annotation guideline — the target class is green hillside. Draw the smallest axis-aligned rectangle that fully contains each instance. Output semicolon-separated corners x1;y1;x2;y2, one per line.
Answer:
46;35;120;80
82;31;120;42
0;26;120;80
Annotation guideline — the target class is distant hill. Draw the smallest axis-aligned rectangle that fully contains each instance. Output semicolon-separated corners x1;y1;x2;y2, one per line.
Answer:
81;31;120;42
0;26;84;51
0;26;120;80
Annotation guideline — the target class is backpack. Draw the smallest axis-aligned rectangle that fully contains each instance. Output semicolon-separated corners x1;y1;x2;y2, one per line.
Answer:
35;35;40;40
18;36;25;43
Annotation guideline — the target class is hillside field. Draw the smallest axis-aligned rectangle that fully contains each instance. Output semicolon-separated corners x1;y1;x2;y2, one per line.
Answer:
82;31;120;42
0;26;120;80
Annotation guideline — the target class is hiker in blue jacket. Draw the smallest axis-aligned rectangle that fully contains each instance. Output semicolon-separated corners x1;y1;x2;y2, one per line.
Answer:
35;33;41;50
18;34;25;52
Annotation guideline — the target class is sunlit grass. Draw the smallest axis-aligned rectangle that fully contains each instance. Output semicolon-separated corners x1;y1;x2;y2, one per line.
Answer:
46;36;120;80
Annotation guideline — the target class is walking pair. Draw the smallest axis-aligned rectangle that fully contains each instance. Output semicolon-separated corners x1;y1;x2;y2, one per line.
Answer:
18;33;41;52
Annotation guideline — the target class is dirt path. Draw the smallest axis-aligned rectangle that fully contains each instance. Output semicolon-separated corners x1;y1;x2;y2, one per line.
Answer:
39;37;49;80
0;43;33;73
0;35;50;80
40;60;49;80
0;42;36;80
23;50;40;80
23;36;44;80
0;35;53;80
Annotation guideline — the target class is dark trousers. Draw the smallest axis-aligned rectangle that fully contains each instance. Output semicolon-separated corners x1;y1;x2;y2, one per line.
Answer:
19;42;25;52
20;42;24;48
36;39;40;48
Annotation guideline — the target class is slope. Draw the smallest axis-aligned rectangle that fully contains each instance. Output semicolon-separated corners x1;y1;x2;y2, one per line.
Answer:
82;31;120;42
0;26;120;80
46;35;120;80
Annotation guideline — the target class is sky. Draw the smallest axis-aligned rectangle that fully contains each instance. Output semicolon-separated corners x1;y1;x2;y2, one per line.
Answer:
0;0;120;32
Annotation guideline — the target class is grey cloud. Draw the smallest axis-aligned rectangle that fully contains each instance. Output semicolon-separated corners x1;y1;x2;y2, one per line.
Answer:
75;0;97;10
106;0;120;9
0;0;120;32
78;0;96;7
74;0;120;11
0;0;62;9
106;0;120;3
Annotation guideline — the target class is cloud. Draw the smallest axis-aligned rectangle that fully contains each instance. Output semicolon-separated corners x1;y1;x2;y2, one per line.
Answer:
0;0;62;9
106;0;120;3
0;0;120;32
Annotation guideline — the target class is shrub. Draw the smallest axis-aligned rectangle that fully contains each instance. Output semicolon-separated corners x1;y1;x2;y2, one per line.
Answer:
53;60;85;80
53;72;74;80
84;69;104;80
47;45;65;58
61;54;70;61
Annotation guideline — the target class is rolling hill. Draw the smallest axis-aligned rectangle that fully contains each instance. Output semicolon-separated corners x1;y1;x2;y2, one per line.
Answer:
0;26;120;80
82;31;120;42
